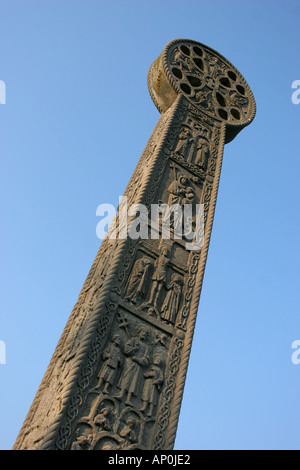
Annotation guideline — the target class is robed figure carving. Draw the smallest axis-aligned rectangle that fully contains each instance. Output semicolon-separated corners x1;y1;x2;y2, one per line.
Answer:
161;274;183;325
143;247;170;313
94;334;123;394
125;258;152;305
194;137;210;170
116;324;150;406
141;353;164;417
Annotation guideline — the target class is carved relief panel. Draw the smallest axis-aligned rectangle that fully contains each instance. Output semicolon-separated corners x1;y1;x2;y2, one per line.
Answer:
71;308;171;450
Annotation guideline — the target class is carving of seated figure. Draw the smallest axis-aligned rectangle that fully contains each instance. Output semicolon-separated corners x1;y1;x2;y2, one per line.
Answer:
94;405;114;432
120;417;137;448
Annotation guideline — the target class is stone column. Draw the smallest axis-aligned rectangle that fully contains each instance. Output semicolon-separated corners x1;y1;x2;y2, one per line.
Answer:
13;39;256;451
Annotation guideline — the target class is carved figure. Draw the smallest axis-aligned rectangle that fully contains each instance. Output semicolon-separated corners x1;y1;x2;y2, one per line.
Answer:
174;127;192;159
166;172;197;235
145;247;170;310
120;417;137;447
194;137;210;170
141;354;164;417
94;405;114;432
116;324;150;406
125;257;152;304
167;174;189;206
71;431;92;450
161;274;183;325
95;334;123;393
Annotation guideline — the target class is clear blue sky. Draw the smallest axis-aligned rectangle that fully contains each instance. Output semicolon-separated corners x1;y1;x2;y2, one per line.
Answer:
0;0;300;450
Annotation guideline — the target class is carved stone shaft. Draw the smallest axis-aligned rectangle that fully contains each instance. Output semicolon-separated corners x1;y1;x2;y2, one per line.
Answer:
13;39;256;450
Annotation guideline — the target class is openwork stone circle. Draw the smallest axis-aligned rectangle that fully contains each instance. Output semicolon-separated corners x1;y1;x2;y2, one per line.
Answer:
148;39;256;142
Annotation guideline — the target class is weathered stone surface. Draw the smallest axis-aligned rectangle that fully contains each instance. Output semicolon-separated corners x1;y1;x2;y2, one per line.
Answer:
13;39;255;450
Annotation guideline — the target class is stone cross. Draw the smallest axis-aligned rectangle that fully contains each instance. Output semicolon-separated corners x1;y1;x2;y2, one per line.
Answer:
14;39;256;450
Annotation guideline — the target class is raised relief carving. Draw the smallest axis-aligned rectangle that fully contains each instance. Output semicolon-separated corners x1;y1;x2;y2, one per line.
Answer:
125;257;153;305
174;126;192;160
116;324;150;407
169;113;213;181
161;274;183;326
68;310;170;450
165;167;199;239
168;42;251;124
141;247;170;316
155;331;168;347
94;403;115;432
194;137;210;171
119;416;138;447
97;438;120;450
140;351;164;417
71;429;93;450
228;90;249;117
167;172;192;206
176;251;200;331
94;334;123;394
